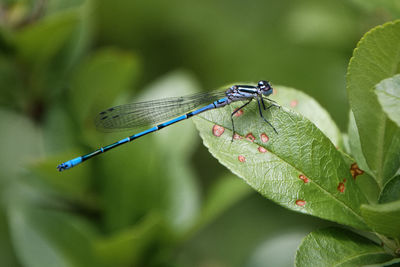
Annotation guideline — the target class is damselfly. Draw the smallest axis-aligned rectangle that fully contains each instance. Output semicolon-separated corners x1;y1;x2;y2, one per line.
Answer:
57;80;278;171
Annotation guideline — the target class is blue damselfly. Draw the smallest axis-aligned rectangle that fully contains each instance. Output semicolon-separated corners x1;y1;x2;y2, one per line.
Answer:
57;80;278;171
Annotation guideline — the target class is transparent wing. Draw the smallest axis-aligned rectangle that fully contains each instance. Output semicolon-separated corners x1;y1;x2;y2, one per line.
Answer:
95;90;227;131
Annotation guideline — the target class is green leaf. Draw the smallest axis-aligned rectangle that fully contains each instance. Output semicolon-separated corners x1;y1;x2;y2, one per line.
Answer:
139;73;204;234
196;175;252;231
15;10;80;64
152;75;202;233
94;213;163;267
346;20;400;187
70;47;139;127
30;150;92;203
375;74;400;127
0;54;24;109
347;111;372;176
0;208;19;267
361;200;400;238
295;227;393;267
354;172;380;205
339;148;379;204
194;85;369;230
9;204;100;267
0;110;44;180
271;86;342;147
99;136;161;232
380;175;400;203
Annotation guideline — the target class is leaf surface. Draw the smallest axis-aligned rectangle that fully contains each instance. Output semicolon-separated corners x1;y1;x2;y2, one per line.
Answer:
375;74;400;127
195;86;369;230
295;227;393;267
347;20;400;186
361;200;400;238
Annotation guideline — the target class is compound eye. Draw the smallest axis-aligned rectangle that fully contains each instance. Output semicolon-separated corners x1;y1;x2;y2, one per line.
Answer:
258;80;270;88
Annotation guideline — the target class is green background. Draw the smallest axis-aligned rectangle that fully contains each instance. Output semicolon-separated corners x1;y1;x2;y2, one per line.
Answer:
0;0;397;266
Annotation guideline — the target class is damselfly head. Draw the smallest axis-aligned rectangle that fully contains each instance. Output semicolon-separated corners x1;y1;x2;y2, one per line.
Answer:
258;80;273;96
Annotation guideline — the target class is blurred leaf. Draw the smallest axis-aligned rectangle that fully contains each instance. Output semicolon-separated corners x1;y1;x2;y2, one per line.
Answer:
46;0;87;15
99;72;200;233
30;150;93;203
295;227;393;267
361;200;400;238
99;136;161;232
70;47;139;127
149;71;201;155
194;86;369;230
271;86;342;147
350;0;400;17
379;175;400;203
0;208;19;267
151;72;202;234
0;109;44;180
346;20;400;187
14;9;80;64
43;105;77;153
45;0;94;80
9;204;100;267
94;213;163;267
247;231;307;267
159;155;200;235
0;54;24;109
176;192;330;267
196;175;252;231
375;74;400;127
285;2;356;48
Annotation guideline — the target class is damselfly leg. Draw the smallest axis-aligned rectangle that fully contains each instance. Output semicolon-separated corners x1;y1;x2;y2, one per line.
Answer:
230;99;252;141
257;97;278;134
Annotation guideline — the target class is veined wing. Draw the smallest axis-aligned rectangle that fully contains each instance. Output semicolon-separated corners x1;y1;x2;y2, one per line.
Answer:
95;90;227;131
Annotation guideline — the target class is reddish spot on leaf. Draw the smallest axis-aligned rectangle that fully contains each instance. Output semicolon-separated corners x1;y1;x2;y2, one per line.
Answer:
234;108;244;117
246;133;255;142
337;182;345;193
296;200;306;206
350;163;364;179
258;146;267;153
233;133;243;140
260;133;269;143
343;178;347;183
212;125;225;137
299;174;309;183
290;100;298;107
238;155;246;162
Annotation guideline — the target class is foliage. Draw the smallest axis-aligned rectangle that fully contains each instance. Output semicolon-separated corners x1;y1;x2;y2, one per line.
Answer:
195;20;400;265
0;0;400;266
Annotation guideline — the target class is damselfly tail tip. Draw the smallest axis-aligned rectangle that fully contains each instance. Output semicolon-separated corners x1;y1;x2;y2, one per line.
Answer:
57;163;67;172
57;157;83;172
